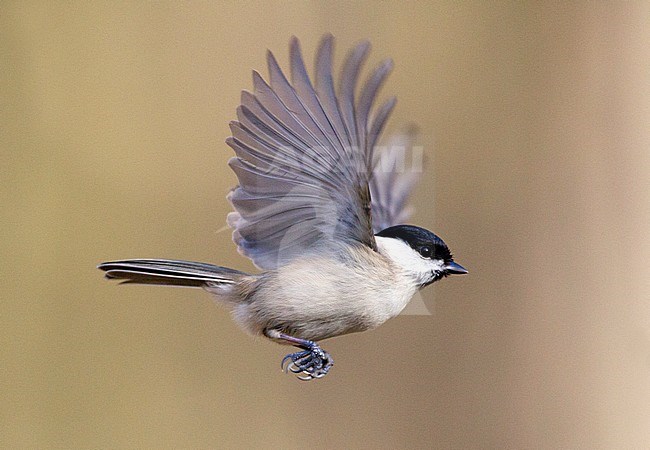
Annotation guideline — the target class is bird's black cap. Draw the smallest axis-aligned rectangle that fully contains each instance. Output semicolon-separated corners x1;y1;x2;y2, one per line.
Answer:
376;224;453;261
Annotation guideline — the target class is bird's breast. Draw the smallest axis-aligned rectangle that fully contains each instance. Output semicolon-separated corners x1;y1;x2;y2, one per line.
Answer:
276;249;417;325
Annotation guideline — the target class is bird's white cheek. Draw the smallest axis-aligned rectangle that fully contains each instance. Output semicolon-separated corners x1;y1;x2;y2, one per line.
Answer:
375;236;444;283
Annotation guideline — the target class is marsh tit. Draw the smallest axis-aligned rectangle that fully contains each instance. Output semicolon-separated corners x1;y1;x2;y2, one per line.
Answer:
99;35;467;380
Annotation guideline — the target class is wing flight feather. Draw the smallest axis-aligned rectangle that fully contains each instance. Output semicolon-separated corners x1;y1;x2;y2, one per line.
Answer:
226;34;399;269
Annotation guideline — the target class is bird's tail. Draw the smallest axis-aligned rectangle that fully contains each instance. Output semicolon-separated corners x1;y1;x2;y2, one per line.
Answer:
98;259;247;288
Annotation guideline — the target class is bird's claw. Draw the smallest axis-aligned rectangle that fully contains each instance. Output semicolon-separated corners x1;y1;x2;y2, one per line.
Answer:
280;342;333;381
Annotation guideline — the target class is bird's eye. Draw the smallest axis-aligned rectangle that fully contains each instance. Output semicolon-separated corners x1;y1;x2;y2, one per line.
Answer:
419;246;432;258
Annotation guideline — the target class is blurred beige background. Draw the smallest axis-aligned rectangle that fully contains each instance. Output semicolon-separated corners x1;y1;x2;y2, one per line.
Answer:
2;1;649;448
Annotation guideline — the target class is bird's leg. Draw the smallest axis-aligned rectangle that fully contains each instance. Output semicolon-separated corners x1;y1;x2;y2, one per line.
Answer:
265;330;334;381
280;335;334;381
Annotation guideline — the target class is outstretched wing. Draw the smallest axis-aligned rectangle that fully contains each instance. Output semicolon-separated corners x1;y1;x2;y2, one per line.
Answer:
226;34;395;270
369;127;422;232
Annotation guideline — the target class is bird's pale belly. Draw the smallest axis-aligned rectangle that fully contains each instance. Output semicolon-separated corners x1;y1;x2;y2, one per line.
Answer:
232;255;417;341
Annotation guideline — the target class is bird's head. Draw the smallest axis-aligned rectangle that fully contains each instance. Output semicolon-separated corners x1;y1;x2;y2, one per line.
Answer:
375;225;467;287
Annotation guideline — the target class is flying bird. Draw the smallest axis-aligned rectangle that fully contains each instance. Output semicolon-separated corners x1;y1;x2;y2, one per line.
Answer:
99;34;467;380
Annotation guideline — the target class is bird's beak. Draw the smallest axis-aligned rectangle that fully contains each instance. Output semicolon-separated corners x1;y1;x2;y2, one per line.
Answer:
445;261;468;275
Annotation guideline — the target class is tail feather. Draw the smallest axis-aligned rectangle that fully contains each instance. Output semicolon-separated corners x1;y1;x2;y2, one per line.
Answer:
98;259;246;287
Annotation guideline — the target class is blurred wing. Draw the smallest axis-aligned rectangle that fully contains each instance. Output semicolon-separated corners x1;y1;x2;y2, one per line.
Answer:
226;34;395;269
369;127;421;232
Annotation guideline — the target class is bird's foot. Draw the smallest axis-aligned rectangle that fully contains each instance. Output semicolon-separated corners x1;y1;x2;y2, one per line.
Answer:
280;341;333;381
